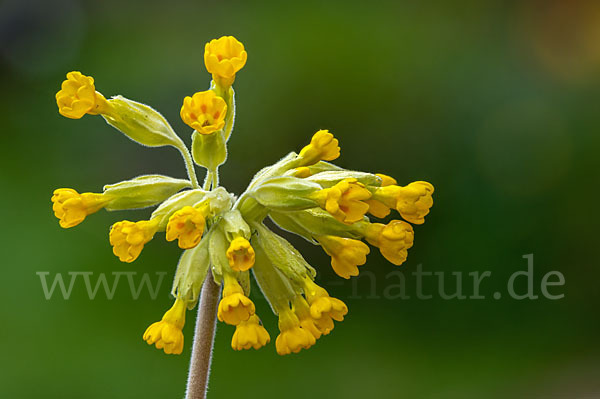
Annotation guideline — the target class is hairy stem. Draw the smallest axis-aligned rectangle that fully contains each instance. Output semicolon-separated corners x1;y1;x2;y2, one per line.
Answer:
179;145;200;189
185;277;221;399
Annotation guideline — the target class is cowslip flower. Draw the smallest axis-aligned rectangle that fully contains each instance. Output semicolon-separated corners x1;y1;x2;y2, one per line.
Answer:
371;181;435;224
204;36;247;88
297;129;340;165
55;71;111;119
316;235;370;279
143;297;187;355
180;90;227;135
231;315;271;351
51;35;434;399
226;237;255;271
362;219;415;265
309;178;372;224
51;189;110;228
166;205;208;249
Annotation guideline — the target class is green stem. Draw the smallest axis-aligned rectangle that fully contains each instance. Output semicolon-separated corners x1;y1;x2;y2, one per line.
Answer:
178;145;200;189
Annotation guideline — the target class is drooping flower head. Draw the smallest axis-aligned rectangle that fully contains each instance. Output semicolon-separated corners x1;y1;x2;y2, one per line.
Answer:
226;237;255;271
143;298;187;355
231;314;271;351
217;275;255;325
51;35;434;364
180;90;227;135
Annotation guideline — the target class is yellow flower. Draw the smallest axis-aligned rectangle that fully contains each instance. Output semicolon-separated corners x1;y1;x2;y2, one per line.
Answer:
55;71;110;119
363;220;414;265
366;173;397;218
373;181;434;224
303;278;347;335
217;276;255;325
316;236;370;279
180;90;227;135
310;178;371;224
51;188;110;228
143;298;186;355
298;130;340;165
166;206;207;249
204;36;247;87
226;237;255;272
109;219;159;263
275;309;316;355
231;314;271;350
292;296;322;340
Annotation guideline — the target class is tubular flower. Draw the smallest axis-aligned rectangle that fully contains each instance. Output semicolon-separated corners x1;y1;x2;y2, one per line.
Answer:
317;235;370;279
51;188;110;228
303;278;348;335
298;130;340;165
52;34;434;365
363;220;414;266
56;71;110;119
366;173;397;218
292;296;322;340
204;36;247;87
226;237;255;272
180;90;227;135
217;276;255;325
143;298;187;355
109;219;159;263
166;206;207;249
231;314;271;350
373;181;434;224
275;308;317;355
310;178;371;224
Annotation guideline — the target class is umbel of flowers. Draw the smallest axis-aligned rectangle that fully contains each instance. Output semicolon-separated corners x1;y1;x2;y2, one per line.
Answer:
52;36;434;356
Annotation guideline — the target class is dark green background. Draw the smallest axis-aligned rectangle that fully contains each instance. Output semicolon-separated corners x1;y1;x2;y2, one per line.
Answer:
1;0;598;397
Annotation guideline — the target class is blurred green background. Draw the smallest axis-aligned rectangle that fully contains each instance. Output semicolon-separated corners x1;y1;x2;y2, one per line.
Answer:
1;0;599;397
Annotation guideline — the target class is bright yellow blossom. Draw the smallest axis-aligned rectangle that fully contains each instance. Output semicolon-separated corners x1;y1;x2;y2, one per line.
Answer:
109;219;159;263
143;298;187;355
180;90;227;135
231;314;271;350
204;36;247;87
275;308;316;355
217;275;255;325
51;188;110;228
303;278;348;335
317;235;370;279
298;130;340;165
55;71;110;119
226;237;255;272
373;181;434;224
166;206;207;249
363;220;414;265
292;296;322;340
310;178;371;224
366;173;397;218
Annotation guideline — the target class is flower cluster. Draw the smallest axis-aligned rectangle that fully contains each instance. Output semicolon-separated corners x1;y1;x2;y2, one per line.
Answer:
52;36;434;356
